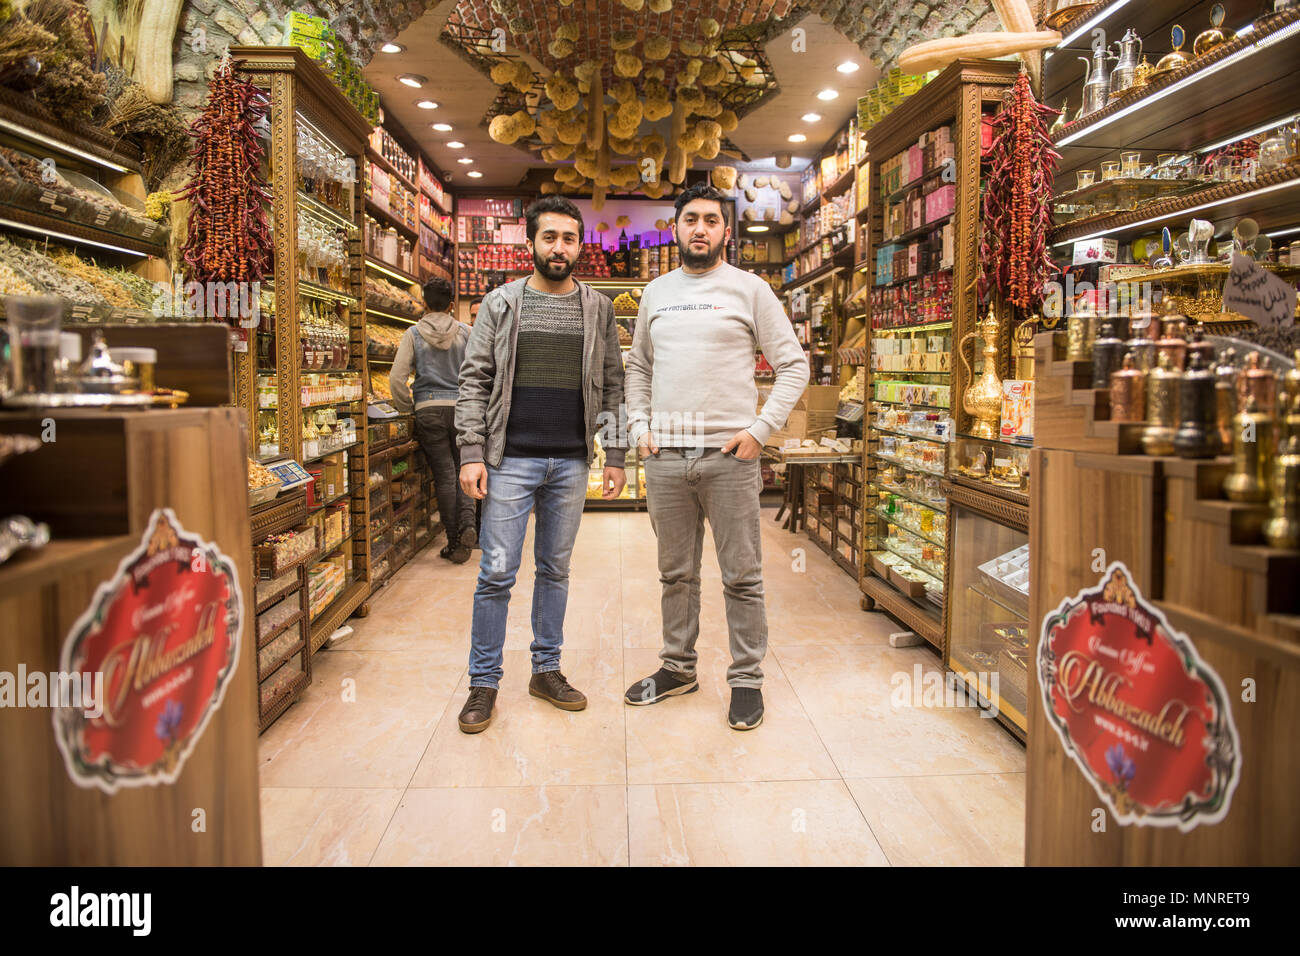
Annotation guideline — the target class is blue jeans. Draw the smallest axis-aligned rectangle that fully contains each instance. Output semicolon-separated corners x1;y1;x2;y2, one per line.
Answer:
469;456;589;689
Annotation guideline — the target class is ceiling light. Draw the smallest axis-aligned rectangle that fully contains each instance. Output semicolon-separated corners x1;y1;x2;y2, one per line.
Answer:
801;112;822;123
816;89;839;101
467;170;483;178
416;100;439;109
447;141;465;149
382;43;405;54
836;61;859;73
432;123;453;132
747;225;770;233
787;133;807;143
398;74;426;88
458;157;474;164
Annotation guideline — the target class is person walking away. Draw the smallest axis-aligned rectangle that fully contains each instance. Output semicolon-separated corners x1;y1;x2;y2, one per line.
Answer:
623;182;810;730
454;195;627;733
389;277;477;564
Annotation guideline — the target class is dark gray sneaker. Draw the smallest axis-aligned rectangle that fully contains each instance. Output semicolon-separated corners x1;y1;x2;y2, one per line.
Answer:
459;526;478;550
624;667;699;705
528;670;587;711
728;687;763;730
458;687;497;734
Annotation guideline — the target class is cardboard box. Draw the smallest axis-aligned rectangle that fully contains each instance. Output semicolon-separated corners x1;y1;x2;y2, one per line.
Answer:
761;385;841;448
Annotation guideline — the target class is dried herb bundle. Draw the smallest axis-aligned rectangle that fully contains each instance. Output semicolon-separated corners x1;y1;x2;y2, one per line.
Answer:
103;80;190;190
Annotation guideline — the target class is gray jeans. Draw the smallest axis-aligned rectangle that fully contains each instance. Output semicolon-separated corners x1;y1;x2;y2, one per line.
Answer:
414;405;476;544
644;448;767;687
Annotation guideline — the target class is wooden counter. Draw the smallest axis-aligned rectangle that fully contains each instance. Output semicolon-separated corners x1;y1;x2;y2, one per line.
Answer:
1027;333;1300;865
0;408;262;865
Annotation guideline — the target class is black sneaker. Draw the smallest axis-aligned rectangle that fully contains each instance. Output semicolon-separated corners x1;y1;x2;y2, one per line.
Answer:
459;526;478;550
728;687;764;730
624;667;699;705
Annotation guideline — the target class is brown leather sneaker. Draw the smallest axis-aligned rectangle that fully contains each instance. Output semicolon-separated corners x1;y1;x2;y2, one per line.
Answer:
528;670;587;711
458;686;497;734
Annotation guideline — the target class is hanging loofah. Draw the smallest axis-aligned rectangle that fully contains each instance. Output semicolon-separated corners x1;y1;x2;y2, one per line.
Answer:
677;87;705;111
644;65;666;82
609;135;638;155
556;23;580;42
683;58;703;77
511;60;535;92
614;53;643;78
737;173;750;190
696;119;721;140
575;155;600;179
741;206;756;221
545;74;580;111
700;17;721;37
610;79;638;104
744;186;758;202
699;61;726;86
508;17;533;35
648;0;672;12
548;38;575;59
556;117;587;145
753;175;769;188
779;210;794;225
618;0;645;10
786;198;799;213
490;61;516;85
642;178;668;198
489;113;521;144
584;71;605;151
641;132;667;161
679;38;703;56
643;97;673;122
717;108;739;132
697;138;720;160
542;143;574;162
575;60;601;85
611;30;639;51
511;110;536;137
695;97;722;118
644;36;672;61
615;215;631;228
711;165;737;190
554;166;581;183
541;182;559;194
778;181;793;200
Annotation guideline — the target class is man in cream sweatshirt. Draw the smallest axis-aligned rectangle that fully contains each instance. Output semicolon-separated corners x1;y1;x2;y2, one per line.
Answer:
623;182;810;730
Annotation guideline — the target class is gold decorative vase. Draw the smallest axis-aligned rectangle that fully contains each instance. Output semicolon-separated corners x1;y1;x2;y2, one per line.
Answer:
960;306;1005;441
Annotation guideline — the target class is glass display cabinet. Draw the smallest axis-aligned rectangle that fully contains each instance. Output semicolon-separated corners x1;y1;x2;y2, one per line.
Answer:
942;484;1029;739
947;433;1031;501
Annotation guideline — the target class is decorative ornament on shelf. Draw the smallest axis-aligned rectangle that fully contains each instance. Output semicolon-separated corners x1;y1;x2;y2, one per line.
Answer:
1155;25;1193;75
959;307;1006;441
1193;3;1235;57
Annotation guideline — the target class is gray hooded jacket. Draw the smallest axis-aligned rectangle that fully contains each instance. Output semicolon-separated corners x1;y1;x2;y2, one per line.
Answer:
456;277;626;469
389;312;470;412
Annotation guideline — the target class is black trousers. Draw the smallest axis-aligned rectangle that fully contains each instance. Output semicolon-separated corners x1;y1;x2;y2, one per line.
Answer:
414;405;476;544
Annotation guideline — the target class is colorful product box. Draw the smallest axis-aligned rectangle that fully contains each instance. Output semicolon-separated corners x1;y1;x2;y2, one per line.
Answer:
1001;381;1034;440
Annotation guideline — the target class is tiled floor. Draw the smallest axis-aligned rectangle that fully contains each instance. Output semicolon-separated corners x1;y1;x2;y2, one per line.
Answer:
258;507;1026;866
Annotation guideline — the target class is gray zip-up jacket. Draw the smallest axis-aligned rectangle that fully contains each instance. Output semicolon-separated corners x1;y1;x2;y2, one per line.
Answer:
456;277;627;469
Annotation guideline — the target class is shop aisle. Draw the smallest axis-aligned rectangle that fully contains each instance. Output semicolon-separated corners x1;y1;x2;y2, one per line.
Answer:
258;507;1026;866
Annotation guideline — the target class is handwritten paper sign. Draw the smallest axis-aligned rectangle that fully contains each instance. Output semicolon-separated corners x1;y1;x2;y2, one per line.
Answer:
1223;253;1297;328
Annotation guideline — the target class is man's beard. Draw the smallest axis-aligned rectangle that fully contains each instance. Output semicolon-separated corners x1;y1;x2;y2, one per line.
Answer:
533;247;576;280
678;234;724;269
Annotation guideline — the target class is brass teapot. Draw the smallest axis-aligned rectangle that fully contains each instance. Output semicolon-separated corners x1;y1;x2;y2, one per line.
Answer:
960;306;1005;440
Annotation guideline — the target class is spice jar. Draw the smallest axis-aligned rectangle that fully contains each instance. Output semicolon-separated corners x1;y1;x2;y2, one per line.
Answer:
1155;310;1188;370
1237;351;1277;417
1125;309;1158;372
1223;397;1272;503
1142;352;1180;456
1091;322;1125;389
1265;433;1300;550
1215;347;1238;450
1109;352;1146;422
1173;350;1221;458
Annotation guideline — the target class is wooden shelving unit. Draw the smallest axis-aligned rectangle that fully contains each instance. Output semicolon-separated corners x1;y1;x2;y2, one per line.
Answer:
855;59;1021;654
233;47;375;670
366;418;443;588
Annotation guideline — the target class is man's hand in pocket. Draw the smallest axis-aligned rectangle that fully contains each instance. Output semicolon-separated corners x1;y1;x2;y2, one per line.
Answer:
722;428;762;461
